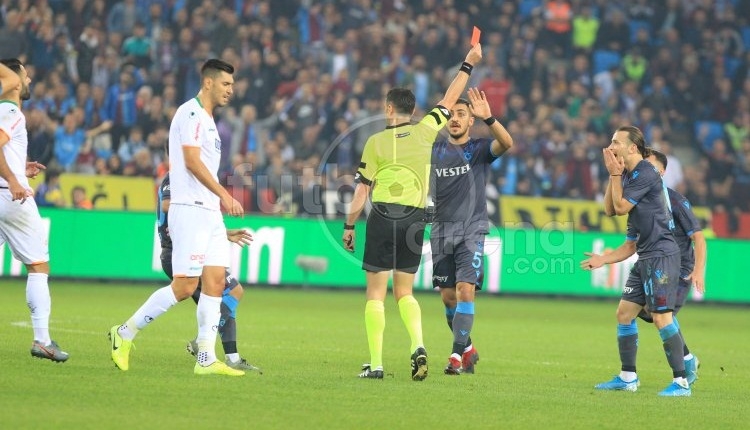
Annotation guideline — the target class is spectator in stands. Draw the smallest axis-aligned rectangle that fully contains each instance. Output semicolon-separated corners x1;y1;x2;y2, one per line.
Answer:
107;0;144;36
725;111;749;152
596;9;630;53
54;112;86;172
571;6;599;55
34;169;66;208
103;66;141;151
1;0;746;236
118;126;147;164
71;186;93;209
122;22;152;69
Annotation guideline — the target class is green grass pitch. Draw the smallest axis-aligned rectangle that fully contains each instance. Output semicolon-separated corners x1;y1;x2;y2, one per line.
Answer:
0;280;748;429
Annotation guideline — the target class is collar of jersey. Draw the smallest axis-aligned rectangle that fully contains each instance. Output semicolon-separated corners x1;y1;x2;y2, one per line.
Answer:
385;122;410;129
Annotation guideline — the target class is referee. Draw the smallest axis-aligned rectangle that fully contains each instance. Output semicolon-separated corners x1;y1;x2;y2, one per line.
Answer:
343;43;483;381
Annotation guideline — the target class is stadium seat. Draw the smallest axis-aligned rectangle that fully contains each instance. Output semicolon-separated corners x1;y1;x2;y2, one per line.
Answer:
628;20;650;44
694;121;725;151
592;49;621;74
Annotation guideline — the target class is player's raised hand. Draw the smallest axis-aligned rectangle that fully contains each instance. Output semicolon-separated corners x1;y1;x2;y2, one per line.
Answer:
221;195;244;217
227;229;253;246
465;43;482;66
467;87;491;120
580;252;605;270
342;229;355;252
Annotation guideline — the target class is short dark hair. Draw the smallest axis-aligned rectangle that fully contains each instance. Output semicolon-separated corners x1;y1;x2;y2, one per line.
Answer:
616;125;650;158
0;58;23;74
454;97;471;108
201;59;234;78
385;88;415;115
649;148;668;169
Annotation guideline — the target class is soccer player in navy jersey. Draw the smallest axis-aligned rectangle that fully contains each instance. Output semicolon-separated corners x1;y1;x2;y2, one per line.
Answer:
429;88;512;374
639;150;704;384
581;126;691;396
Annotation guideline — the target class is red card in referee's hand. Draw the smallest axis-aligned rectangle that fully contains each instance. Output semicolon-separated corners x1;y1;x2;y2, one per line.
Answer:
471;26;481;46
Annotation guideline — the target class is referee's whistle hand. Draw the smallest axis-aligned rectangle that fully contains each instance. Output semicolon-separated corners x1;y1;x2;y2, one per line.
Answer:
342;231;355;252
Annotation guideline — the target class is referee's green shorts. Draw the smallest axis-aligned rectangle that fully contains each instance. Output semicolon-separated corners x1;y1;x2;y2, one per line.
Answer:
362;203;426;274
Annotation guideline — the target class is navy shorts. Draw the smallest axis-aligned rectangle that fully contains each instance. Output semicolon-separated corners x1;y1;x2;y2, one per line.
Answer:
160;248;239;293
638;276;691;322
430;225;485;290
362;203;426;274
622;253;681;313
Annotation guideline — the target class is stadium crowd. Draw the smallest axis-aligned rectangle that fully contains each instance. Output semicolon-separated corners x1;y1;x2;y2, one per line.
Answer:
5;0;750;232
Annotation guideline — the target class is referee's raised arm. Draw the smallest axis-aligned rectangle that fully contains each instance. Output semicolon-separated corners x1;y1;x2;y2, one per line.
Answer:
435;43;483;112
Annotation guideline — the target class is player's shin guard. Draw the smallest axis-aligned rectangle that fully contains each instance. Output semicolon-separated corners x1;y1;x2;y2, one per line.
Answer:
617;320;638;372
365;300;385;370
26;273;51;345
196;294;221;366
673;316;691;356
219;301;238;355
124;285;178;338
659;321;686;378
445;305;455;331
452;302;474;356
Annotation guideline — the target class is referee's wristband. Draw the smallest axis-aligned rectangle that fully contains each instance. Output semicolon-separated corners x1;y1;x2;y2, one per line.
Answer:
483;116;496;126
459;62;473;75
343;223;355;230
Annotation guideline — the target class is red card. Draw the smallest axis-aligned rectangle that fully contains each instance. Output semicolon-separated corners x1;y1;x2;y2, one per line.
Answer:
471;26;481;46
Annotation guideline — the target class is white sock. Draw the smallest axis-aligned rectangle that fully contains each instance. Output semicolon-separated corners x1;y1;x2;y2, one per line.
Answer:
226;353;240;363
463;344;473;353
26;273;51;345
619;371;638;382
684;353;694;361
120;285;178;340
196;293;221;366
673;377;688;387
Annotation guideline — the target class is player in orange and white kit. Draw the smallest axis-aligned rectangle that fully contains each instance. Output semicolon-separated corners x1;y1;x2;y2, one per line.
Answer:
0;58;68;362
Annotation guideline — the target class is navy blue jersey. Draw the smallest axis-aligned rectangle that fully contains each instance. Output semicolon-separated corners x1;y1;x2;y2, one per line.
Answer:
157;174;171;251
668;188;701;276
623;159;679;259
430;137;498;235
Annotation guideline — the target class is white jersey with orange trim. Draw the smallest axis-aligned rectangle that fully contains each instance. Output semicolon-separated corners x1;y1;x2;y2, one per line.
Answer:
167;97;222;211
0;100;29;188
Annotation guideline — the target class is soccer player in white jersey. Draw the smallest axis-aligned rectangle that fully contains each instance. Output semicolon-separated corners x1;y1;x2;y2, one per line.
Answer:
110;59;245;376
0;58;68;362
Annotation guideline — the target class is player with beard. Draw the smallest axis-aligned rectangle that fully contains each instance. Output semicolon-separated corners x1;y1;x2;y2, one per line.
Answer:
582;126;690;396
0;58;67;362
430;88;513;374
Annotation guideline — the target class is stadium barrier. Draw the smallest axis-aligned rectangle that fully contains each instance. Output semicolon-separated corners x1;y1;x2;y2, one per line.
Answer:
0;209;746;304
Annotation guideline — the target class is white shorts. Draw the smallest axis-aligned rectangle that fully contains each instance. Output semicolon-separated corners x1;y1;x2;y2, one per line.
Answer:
0;192;49;264
168;204;229;277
